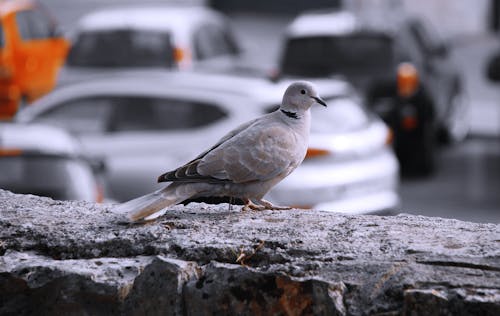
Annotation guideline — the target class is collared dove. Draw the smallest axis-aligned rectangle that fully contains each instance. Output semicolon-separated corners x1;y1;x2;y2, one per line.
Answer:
114;81;327;222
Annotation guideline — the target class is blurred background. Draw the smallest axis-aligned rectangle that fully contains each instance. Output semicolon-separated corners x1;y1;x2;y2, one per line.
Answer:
0;0;499;223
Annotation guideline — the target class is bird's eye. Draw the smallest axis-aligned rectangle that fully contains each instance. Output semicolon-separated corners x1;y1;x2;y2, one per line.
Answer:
300;89;306;95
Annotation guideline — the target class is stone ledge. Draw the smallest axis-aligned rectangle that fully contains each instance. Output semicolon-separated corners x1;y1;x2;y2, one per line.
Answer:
0;190;499;315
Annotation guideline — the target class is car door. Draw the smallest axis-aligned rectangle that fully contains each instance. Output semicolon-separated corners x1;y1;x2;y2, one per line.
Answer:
12;7;68;100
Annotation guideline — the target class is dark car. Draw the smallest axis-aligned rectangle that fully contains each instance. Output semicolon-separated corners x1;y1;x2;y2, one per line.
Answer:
279;10;469;175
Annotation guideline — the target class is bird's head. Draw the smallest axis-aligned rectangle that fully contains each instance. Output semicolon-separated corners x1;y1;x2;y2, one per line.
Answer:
281;81;327;115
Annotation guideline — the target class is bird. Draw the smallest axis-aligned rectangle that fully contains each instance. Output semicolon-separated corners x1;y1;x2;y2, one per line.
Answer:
113;81;327;222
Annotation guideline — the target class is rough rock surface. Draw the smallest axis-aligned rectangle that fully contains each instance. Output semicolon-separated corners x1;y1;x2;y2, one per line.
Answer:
0;189;499;315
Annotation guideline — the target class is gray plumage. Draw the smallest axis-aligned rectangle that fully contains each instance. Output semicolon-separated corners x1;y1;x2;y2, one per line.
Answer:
113;81;327;222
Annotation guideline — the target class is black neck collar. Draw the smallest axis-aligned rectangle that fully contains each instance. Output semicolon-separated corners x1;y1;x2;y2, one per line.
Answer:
281;109;299;119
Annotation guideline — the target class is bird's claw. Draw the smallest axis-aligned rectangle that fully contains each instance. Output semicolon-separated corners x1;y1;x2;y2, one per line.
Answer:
259;199;292;210
242;199;292;211
242;200;266;212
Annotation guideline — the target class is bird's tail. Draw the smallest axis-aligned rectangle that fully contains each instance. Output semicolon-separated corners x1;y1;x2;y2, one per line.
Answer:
112;184;190;222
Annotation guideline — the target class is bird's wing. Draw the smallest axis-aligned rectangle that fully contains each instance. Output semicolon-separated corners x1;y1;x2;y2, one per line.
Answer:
191;117;260;162
158;118;299;184
197;122;298;183
158;117;261;183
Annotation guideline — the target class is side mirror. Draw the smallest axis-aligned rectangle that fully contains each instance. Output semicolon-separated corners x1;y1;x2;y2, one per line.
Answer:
486;51;500;82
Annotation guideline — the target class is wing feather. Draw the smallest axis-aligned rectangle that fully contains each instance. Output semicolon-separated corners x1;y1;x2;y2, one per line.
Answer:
197;122;299;183
157;117;260;183
158;114;301;185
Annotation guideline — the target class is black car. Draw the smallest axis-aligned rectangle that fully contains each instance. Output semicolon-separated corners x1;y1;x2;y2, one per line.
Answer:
279;10;469;175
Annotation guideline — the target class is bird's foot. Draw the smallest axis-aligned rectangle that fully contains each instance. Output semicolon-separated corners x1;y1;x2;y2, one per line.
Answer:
258;199;292;210
242;199;292;212
242;199;266;212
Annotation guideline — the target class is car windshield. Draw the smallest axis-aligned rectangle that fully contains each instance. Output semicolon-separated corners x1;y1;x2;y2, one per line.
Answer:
282;34;394;77
67;29;175;68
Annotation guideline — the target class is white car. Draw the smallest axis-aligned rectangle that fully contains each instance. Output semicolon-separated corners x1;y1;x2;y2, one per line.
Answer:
0;123;103;202
17;71;399;214
58;6;240;85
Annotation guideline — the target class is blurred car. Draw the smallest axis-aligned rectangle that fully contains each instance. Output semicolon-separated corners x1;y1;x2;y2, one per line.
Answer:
0;0;69;119
57;6;240;85
0;123;103;202
278;10;469;175
16;70;399;214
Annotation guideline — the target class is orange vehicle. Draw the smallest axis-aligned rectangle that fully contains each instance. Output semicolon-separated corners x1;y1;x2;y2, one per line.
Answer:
0;0;68;119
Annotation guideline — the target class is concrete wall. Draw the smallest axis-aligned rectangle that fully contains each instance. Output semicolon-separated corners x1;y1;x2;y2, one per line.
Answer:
1;190;499;315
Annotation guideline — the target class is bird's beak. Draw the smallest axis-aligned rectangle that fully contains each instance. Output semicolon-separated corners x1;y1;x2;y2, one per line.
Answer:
312;96;327;107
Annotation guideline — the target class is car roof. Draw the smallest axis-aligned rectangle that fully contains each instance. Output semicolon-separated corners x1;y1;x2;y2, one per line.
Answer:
145;70;352;103
0;123;81;156
19;70;352;117
286;9;400;38
75;6;226;38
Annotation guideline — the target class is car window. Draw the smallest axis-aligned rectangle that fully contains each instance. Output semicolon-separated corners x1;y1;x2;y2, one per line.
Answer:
34;96;228;134
67;30;175;68
281;34;394;77
194;24;239;60
0;24;4;47
15;9;54;40
35;98;113;134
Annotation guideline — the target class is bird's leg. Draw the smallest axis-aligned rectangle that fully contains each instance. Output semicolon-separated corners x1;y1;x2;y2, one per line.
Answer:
242;198;266;211
228;197;234;211
257;199;292;210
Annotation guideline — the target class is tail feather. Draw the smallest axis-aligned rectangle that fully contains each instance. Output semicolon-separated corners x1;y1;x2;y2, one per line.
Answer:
113;185;186;222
